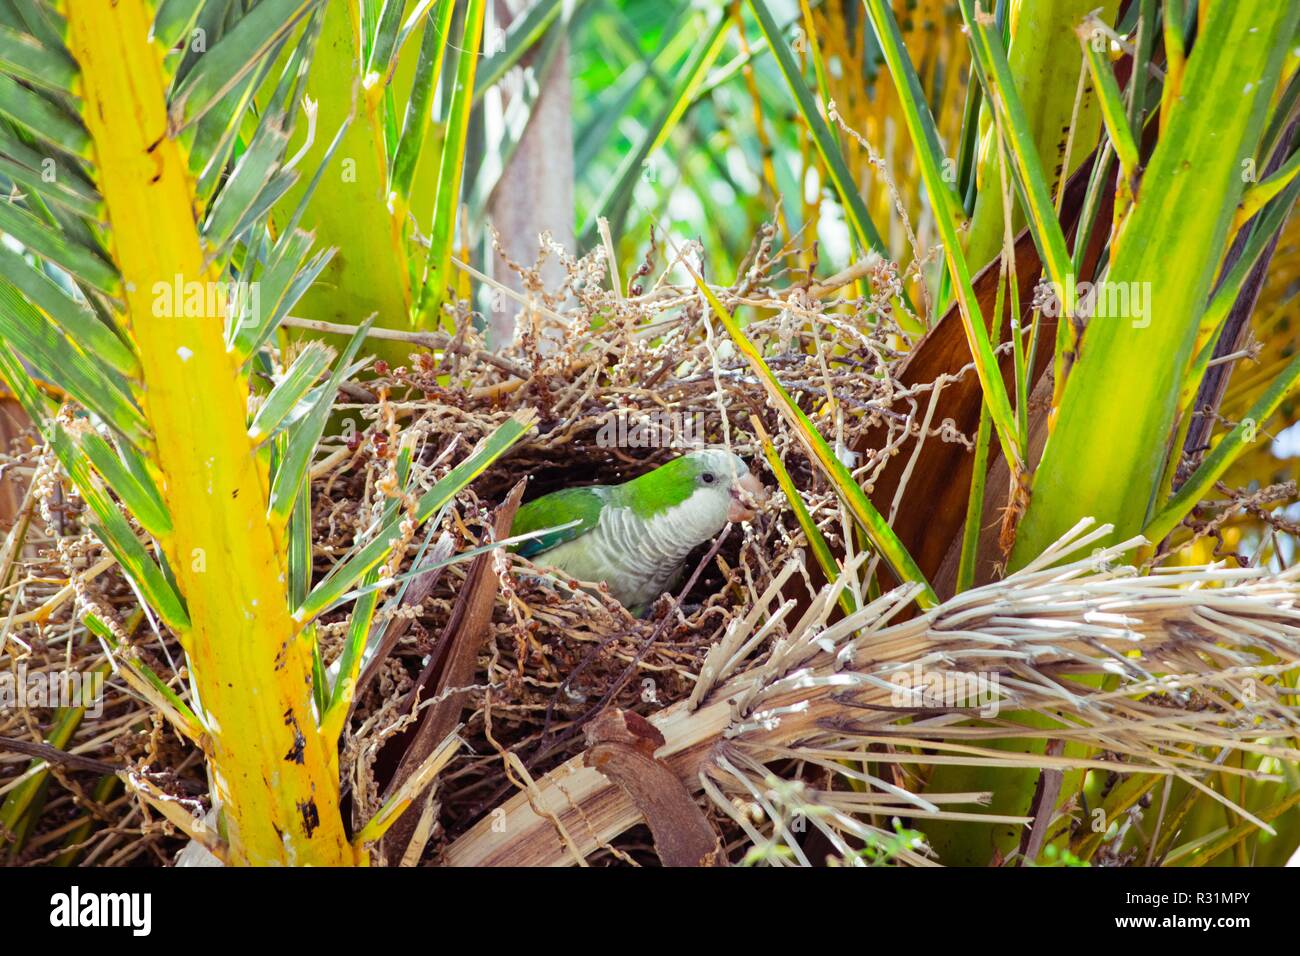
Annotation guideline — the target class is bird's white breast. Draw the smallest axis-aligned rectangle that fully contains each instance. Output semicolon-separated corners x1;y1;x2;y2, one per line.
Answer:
532;485;731;612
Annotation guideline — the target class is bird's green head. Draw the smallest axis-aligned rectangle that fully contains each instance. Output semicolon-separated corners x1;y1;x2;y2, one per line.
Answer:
620;448;765;526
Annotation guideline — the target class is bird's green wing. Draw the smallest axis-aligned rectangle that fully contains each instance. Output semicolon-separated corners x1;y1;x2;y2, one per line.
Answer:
510;486;606;558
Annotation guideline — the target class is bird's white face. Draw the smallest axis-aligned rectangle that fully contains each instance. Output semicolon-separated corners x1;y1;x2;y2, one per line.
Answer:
683;449;765;524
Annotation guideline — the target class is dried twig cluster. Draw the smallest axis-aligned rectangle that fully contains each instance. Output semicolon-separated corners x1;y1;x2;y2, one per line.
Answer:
1;232;1293;866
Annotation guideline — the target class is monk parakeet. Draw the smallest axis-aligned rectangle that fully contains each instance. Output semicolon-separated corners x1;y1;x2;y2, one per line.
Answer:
511;449;765;616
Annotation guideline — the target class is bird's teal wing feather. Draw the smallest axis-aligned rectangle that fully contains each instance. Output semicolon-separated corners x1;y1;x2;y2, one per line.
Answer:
510;486;606;557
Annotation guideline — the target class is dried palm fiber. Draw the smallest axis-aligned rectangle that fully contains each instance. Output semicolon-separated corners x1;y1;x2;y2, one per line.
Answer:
445;519;1300;866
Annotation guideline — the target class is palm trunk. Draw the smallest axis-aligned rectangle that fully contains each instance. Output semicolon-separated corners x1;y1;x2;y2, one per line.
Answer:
486;0;575;350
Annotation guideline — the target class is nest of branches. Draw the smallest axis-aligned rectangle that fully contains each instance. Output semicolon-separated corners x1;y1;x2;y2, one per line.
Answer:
0;229;1296;867
309;227;950;864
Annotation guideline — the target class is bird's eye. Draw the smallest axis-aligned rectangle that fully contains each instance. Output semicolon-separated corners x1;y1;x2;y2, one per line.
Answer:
701;472;715;484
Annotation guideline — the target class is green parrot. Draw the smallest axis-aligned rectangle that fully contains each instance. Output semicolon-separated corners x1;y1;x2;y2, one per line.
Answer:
510;448;766;616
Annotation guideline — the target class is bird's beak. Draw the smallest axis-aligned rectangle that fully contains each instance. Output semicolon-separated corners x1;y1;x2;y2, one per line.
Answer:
728;472;766;522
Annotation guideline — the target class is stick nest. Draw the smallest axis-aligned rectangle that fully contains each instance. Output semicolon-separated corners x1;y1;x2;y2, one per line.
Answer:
1;230;1295;867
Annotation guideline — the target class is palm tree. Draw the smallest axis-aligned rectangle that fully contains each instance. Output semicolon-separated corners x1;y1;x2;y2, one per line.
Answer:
0;0;1297;867
0;0;530;864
